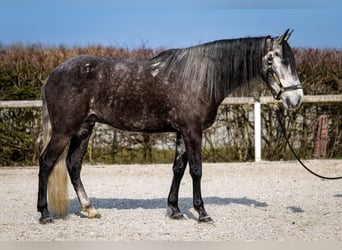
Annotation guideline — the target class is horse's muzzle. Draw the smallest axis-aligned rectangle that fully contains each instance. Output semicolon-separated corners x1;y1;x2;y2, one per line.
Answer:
282;88;304;109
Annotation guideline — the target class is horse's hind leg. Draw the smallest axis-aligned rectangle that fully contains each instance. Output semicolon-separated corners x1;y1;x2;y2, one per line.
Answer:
66;121;101;219
38;134;70;224
168;132;188;219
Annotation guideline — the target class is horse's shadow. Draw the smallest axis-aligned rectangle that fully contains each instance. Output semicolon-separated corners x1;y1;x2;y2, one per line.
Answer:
69;196;268;220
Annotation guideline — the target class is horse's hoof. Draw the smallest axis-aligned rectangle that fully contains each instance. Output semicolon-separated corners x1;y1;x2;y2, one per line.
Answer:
83;206;101;219
39;216;54;224
198;215;214;223
88;210;101;219
170;212;185;220
89;213;101;219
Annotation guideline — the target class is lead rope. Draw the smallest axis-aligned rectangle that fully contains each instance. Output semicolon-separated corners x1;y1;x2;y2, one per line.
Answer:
274;104;342;180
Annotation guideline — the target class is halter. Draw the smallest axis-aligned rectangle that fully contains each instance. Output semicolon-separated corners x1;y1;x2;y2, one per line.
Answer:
266;51;303;100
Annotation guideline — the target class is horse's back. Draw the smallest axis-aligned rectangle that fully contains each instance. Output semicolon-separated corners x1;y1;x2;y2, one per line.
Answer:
44;54;132;101
43;53;218;133
43;54;177;132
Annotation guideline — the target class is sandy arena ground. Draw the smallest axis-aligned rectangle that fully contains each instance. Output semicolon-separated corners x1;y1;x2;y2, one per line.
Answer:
0;160;341;241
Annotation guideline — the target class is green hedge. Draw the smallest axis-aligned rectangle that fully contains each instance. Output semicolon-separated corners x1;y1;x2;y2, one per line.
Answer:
0;45;341;166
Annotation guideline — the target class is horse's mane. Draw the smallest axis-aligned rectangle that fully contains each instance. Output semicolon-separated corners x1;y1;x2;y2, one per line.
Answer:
152;36;270;101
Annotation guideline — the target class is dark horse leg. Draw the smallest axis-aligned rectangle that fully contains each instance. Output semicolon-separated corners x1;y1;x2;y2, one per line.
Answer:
37;134;70;224
66;121;101;219
168;132;188;219
168;129;212;222
182;127;213;222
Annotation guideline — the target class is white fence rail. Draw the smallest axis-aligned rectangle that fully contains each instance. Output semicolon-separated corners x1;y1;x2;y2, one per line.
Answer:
1;95;342;161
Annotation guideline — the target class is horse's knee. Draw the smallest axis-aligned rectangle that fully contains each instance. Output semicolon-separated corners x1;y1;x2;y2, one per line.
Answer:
173;163;186;176
190;166;202;179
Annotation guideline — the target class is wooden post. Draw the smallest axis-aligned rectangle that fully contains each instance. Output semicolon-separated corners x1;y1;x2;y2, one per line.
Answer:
254;102;261;162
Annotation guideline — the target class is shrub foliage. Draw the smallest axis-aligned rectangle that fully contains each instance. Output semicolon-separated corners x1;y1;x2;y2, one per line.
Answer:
0;44;341;166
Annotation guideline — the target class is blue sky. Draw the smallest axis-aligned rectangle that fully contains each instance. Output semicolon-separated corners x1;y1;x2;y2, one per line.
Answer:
0;0;341;49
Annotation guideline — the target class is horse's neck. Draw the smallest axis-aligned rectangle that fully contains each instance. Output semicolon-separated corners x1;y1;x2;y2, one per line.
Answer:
211;44;265;101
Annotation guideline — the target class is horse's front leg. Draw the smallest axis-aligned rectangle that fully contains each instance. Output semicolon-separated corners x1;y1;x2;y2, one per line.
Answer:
168;132;188;219
182;128;213;223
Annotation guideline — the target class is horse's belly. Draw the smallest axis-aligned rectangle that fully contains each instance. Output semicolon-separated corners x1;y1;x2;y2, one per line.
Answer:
97;110;175;133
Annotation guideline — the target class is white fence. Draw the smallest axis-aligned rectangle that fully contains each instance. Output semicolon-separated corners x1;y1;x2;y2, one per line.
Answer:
1;95;342;161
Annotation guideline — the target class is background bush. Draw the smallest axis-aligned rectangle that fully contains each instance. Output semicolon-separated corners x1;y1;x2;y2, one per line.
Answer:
0;44;341;166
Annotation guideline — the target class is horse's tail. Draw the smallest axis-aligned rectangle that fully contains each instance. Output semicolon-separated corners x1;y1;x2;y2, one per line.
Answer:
41;84;69;217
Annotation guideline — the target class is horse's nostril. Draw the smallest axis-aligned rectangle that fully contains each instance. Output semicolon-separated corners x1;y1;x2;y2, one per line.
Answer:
297;94;304;106
286;97;292;108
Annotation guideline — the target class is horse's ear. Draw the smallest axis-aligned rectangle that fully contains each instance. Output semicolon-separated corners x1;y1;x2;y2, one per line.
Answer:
284;29;294;41
276;29;294;44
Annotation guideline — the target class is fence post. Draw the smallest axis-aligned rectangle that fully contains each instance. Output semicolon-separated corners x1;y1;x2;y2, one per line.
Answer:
254;101;261;162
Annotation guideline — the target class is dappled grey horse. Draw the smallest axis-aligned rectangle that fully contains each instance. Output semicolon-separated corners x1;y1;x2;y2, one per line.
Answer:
38;30;303;224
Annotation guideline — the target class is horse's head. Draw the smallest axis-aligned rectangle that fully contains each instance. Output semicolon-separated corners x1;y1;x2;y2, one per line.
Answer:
261;29;304;109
